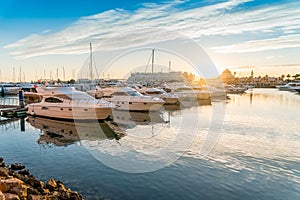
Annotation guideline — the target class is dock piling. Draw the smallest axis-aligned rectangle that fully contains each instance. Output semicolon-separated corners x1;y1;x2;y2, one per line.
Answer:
18;90;24;108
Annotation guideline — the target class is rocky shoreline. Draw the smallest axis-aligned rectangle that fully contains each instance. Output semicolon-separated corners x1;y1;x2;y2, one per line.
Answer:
0;157;83;200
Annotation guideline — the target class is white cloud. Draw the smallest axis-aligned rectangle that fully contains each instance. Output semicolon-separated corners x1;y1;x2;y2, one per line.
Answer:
210;34;300;53
4;0;300;59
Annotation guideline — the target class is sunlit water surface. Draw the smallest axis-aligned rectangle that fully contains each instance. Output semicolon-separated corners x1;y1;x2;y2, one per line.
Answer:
0;89;299;200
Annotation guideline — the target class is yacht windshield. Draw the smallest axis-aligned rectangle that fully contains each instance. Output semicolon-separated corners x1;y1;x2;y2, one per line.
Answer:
55;93;95;100
71;93;95;100
127;91;142;96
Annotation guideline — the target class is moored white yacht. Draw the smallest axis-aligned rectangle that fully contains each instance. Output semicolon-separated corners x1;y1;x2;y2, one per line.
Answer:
26;87;114;120
172;86;211;100
205;86;227;98
0;84;20;95
102;87;165;111
134;86;179;105
224;85;248;94
276;82;300;91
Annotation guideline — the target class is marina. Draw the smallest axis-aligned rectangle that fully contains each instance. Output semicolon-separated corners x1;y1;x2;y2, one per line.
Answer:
0;88;299;199
1;0;300;199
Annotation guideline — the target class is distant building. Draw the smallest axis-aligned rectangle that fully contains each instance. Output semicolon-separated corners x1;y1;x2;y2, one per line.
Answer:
127;71;188;84
77;78;91;84
219;69;235;83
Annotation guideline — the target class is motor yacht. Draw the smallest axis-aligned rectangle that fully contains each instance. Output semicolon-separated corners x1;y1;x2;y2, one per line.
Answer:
172;86;211;100
102;87;165;111
87;85;114;99
0;84;20;95
276;82;300;91
21;84;42;104
26;87;114;120
205;86;227;98
134;86;178;105
224;85;248;94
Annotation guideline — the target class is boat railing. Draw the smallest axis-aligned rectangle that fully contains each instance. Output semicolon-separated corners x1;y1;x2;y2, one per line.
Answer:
63;99;111;106
0;97;19;106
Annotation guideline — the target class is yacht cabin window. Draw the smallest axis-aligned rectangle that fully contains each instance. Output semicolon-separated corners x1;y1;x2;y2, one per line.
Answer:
45;97;63;103
113;92;128;96
146;91;163;95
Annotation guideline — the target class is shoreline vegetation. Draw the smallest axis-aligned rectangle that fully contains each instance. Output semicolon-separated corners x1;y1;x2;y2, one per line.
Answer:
0;157;83;200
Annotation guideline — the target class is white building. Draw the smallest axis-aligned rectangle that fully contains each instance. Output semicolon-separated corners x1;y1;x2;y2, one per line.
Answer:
127;71;186;84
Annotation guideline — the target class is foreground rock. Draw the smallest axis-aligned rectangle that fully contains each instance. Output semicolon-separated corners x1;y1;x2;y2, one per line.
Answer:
0;157;83;200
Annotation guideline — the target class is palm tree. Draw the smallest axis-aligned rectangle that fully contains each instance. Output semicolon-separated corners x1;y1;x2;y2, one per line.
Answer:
287;74;291;80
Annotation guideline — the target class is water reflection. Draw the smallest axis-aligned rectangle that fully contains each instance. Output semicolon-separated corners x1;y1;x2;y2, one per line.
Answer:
111;110;167;129
26;110;171;147
27;116;118;146
0;89;299;199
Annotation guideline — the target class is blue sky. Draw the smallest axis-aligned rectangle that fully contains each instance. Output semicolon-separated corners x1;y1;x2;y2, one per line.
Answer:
0;0;299;81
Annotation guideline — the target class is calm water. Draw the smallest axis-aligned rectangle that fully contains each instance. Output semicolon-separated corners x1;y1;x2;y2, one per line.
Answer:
0;89;299;200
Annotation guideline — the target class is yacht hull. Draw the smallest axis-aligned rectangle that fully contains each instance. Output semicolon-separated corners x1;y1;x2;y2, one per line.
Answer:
162;97;178;104
103;97;164;111
111;100;164;111
27;104;112;120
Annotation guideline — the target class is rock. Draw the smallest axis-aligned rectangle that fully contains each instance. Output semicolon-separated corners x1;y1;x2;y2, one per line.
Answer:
45;179;57;191
0;168;9;178
27;187;40;196
9;184;28;199
26;178;44;189
38;188;49;195
18;169;29;176
0;159;83;199
61;190;72;200
52;191;59;196
0;178;23;193
57;182;67;192
71;191;83;200
28;194;47;200
0;191;5;200
10;164;25;171
3;193;20;200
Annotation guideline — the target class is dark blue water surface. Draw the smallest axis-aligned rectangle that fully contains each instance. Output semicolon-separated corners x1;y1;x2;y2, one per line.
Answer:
0;89;299;200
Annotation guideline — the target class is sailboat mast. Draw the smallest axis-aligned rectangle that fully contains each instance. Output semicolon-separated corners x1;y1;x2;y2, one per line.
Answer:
62;66;66;81
151;49;154;84
90;43;93;81
19;66;22;82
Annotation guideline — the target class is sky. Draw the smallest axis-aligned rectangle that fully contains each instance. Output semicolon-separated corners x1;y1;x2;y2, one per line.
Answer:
0;0;300;82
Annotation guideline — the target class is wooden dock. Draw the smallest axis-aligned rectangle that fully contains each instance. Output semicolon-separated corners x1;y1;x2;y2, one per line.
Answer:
0;107;27;118
0;97;27;118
